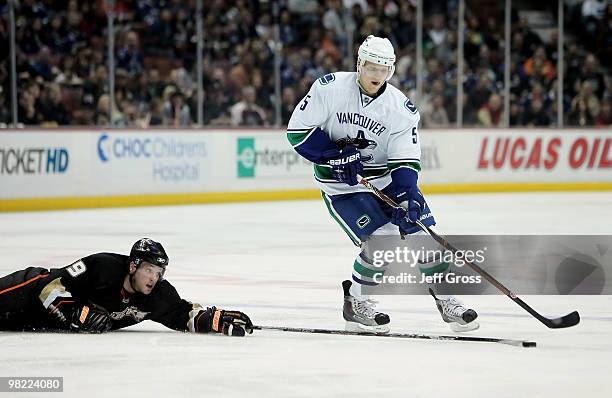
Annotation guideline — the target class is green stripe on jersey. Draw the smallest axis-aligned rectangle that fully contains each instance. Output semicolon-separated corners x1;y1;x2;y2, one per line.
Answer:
287;130;312;146
314;164;390;181
387;160;421;172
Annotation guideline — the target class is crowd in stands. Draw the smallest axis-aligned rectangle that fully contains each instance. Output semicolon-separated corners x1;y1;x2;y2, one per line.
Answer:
0;0;609;128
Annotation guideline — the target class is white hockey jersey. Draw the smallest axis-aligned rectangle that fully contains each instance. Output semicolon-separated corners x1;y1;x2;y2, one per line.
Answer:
287;71;421;196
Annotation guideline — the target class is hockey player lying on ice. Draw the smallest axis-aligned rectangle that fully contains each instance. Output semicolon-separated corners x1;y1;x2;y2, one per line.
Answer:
0;238;253;336
287;35;479;333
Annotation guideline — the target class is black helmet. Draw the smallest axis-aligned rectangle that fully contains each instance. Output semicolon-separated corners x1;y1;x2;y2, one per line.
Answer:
129;238;169;273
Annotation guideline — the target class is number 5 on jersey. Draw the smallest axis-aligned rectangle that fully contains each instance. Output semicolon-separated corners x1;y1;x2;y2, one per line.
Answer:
299;95;312;111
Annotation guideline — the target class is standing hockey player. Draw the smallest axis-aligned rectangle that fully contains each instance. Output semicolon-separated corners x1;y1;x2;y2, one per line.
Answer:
287;35;478;333
0;238;253;336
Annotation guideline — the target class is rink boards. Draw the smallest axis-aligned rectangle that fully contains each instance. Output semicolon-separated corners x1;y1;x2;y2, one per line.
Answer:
0;128;610;211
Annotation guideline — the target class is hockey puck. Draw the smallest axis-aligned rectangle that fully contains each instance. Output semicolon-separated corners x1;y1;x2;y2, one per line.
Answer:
522;341;537;348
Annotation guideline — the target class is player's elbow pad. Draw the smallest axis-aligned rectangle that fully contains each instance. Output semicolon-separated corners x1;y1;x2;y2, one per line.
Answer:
291;127;340;164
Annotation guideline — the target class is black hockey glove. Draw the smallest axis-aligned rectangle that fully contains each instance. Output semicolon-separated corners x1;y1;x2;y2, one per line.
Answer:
210;307;253;336
70;304;113;333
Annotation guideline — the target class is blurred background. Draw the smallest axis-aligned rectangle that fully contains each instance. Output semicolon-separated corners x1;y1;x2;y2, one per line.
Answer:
0;0;610;129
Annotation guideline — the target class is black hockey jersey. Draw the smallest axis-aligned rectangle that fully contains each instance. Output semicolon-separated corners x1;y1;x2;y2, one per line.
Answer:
0;253;211;333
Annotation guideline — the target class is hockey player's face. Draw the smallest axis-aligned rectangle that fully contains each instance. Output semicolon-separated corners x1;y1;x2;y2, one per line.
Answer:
132;262;163;294
359;62;389;94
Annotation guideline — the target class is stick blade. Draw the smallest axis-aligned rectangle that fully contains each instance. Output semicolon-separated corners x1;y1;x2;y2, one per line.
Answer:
545;311;580;329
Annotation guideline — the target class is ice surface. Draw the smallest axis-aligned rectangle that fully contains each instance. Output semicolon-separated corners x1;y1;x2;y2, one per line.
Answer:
1;192;611;397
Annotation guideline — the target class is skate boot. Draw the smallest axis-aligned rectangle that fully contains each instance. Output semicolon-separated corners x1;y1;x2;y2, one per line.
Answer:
342;280;390;333
429;289;479;332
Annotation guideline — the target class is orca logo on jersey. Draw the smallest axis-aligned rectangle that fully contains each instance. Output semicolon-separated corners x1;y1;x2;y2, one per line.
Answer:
336;133;378;151
361;154;374;163
404;99;417;114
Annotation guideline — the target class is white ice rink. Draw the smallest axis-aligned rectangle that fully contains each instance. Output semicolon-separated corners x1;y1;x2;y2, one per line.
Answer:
1;192;611;398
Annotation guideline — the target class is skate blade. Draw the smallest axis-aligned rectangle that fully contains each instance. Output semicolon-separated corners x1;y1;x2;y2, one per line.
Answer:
345;321;390;334
449;321;480;332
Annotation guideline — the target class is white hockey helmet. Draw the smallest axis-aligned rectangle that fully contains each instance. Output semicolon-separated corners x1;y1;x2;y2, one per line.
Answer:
357;35;396;81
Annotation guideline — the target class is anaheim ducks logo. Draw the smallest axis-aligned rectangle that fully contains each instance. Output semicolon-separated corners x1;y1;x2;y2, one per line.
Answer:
111;306;150;322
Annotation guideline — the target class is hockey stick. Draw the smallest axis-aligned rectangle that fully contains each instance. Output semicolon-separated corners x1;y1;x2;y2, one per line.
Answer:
357;175;580;329
253;325;536;347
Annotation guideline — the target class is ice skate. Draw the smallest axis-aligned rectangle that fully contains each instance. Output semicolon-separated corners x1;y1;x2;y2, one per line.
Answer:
429;289;479;332
342;280;390;333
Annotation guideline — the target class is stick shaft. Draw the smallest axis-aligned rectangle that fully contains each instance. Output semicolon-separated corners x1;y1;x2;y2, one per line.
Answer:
253;325;535;347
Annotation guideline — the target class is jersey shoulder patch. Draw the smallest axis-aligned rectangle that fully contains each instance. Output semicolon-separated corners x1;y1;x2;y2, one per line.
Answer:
404;98;417;114
318;73;336;86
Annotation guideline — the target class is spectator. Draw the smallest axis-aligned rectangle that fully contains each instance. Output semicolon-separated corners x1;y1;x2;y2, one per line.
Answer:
228;50;257;94
477;93;504;127
568;97;595;126
595;98;611;126
465;71;493;124
149;98;165;126
39;83;69;126
392;4;416;49
509;102;523;126
230;86;267;126
279;9;299;47
571;81;601;119
96;94;123;127
162;88;192;127
423;95;450;128
18;80;44;125
514;16;542;58
323;0;347;46
202;88;231;126
122;102;151;128
522;98;551;127
281;86;297;125
116;30;144;77
524;46;555;82
580;54;606;98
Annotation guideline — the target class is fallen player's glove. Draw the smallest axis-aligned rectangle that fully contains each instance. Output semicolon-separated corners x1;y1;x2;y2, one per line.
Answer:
325;146;363;186
211;307;253;336
70;304;112;333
